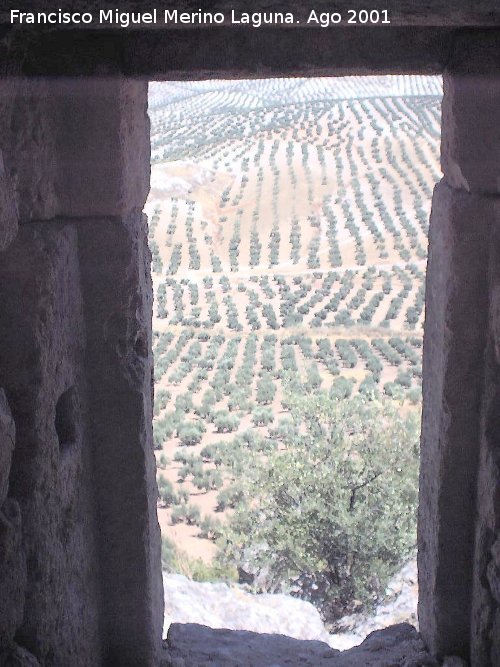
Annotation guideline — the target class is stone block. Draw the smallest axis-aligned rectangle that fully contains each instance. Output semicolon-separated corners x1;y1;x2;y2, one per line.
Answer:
53;79;150;217
0;222;100;665
0;150;18;251
419;181;499;658
1;79;148;223
0;499;26;648
164;623;437;667
2;81;58;223
470;218;500;665
0;389;15;505
165;623;339;667
77;212;162;666
441;31;500;195
0;644;41;666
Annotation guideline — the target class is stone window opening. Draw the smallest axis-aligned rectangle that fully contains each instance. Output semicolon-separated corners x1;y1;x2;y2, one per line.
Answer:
150;74;442;664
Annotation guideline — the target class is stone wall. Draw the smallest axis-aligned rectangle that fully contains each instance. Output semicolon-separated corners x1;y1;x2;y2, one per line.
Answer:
0;78;163;666
419;31;500;667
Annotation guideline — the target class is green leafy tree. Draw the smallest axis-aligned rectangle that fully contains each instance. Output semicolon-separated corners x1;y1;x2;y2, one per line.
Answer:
305;363;322;391
178;422;205;447
157;475;177;507
218;392;419;622
328;376;355;400
213;410;240;433
249;226;262;267
251;406;274;427
256;373;276;406
209;302;221;324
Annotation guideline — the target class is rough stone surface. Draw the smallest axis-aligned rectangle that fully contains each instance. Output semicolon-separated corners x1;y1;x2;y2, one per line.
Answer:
77;211;163;666
0;77;161;666
0;389;21;649
0;223;101;665
333;624;438;667
53;79;150;217
419;181;495;660
441;32;500;195
164;624;339;667
163;574;332;645
0;213;162;665
0;80;58;222
0;79;148;222
0;388;15;504
0;148;18;251
442;658;469;667
163;623;437;667
470;217;500;667
0;499;26;650
0;644;41;666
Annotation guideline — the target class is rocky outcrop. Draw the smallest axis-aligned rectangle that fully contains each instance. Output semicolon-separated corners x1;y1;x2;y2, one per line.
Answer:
161;566;453;666
330;561;418;650
163;561;420;651
163;574;332;645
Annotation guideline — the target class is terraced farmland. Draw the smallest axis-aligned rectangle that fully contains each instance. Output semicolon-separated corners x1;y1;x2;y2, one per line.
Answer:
146;76;442;562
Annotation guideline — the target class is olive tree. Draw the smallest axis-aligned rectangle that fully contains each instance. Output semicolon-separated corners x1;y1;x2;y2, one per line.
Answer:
218;391;419;622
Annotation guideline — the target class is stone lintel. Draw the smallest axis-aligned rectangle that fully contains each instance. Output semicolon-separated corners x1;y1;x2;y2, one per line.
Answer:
7;27;452;79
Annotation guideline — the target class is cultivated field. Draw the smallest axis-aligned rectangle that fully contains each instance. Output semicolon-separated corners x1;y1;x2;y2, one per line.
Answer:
146;76;442;563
